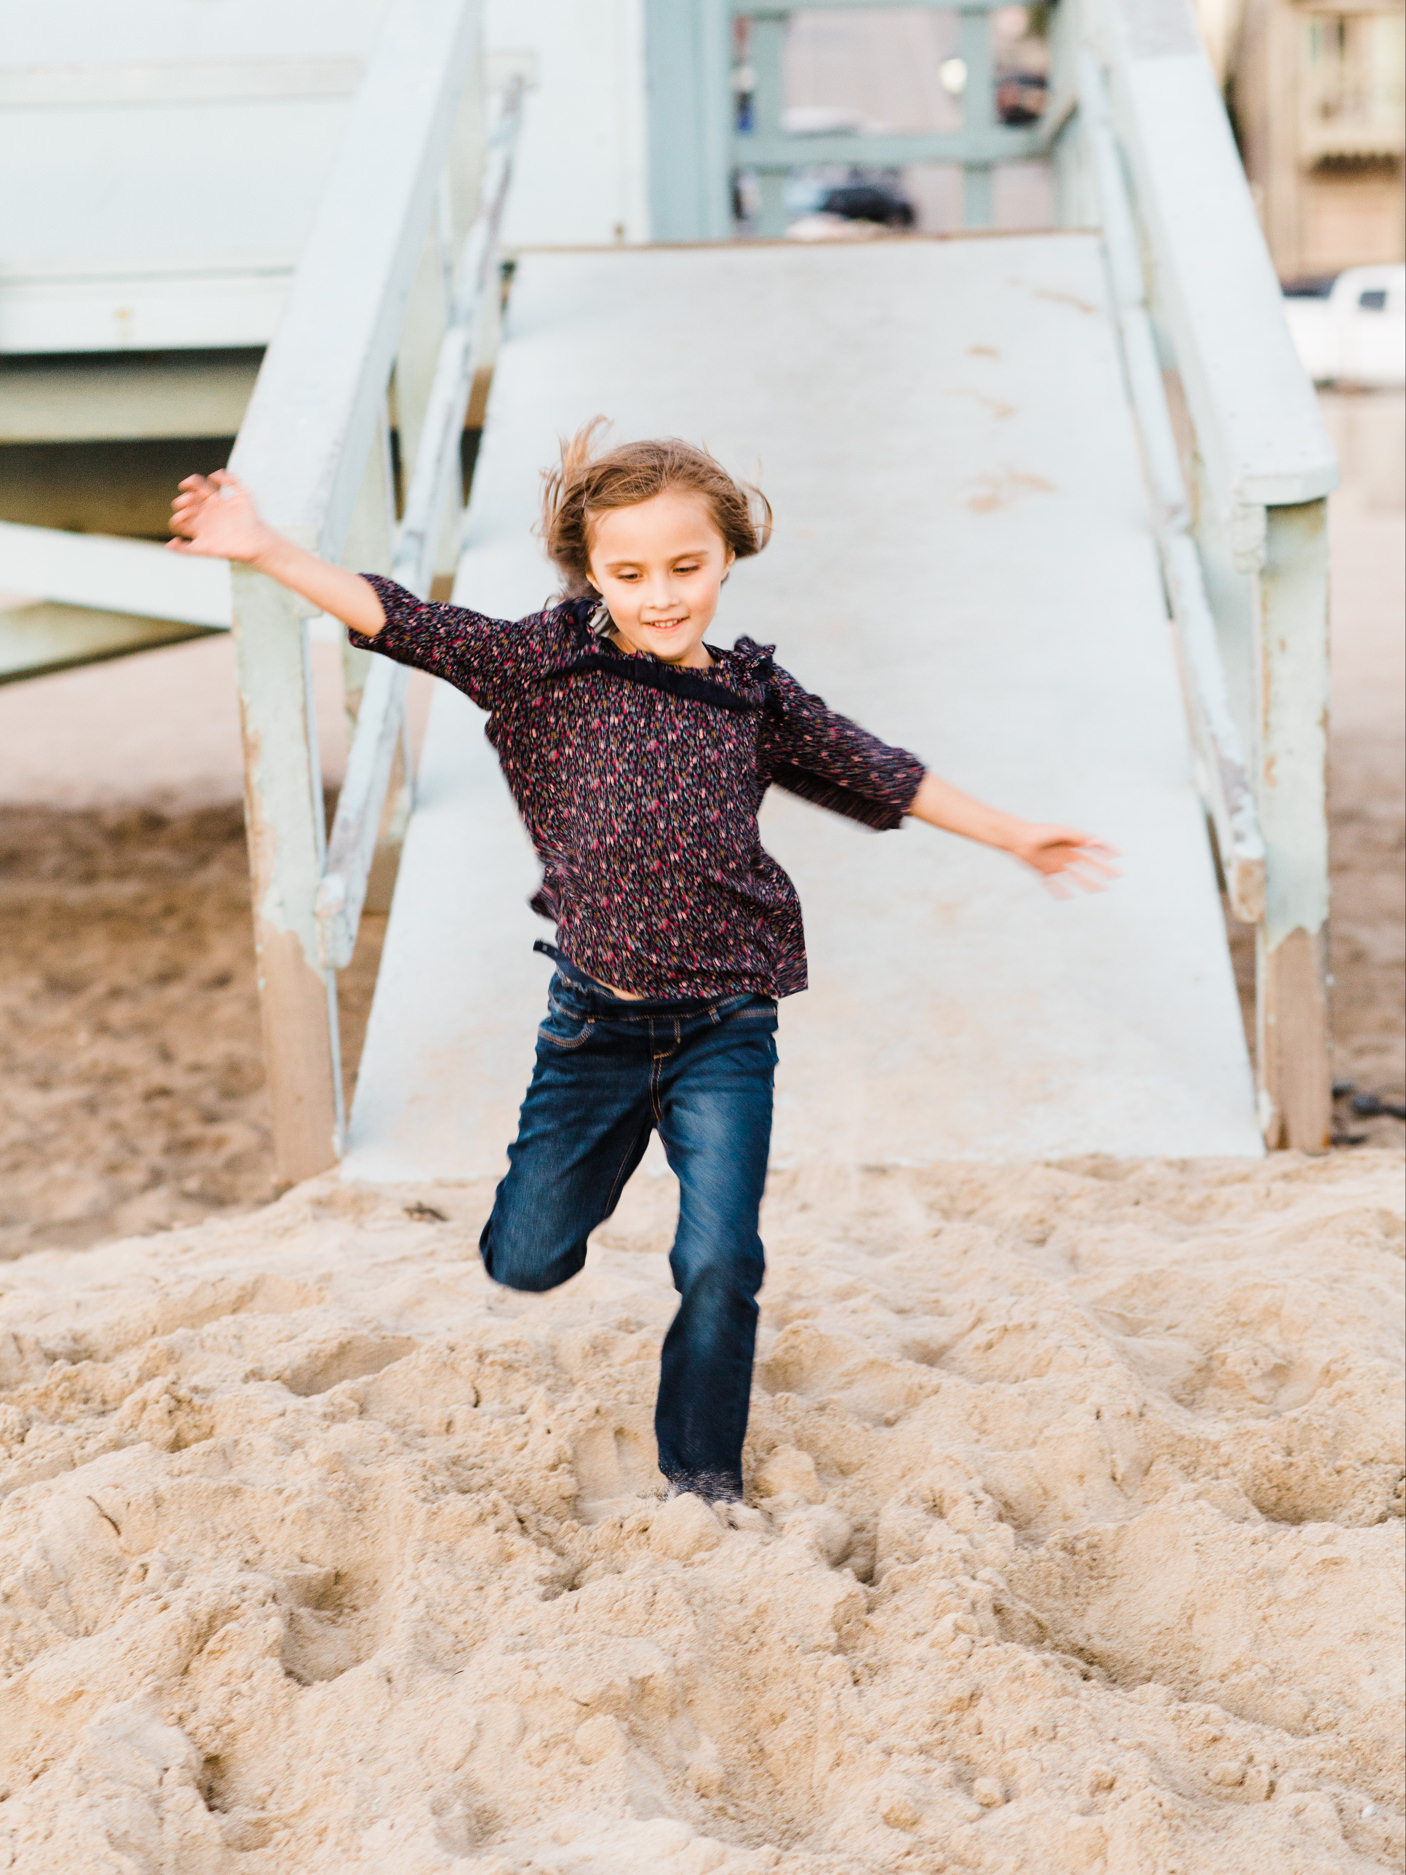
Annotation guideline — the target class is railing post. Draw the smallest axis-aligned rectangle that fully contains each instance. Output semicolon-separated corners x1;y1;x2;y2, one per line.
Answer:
340;402;398;732
960;7;995;227
1255;498;1332;1151
339;404;408;916
750;12;789;236
231;562;344;1186
394;228;454;511
1051;0;1094;227
644;0;733;240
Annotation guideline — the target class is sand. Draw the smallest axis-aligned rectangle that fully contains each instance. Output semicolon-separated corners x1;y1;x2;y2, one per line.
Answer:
0;643;435;1259
0;1152;1401;1873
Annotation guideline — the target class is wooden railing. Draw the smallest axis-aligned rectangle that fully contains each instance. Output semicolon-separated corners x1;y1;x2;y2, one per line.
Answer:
1085;0;1338;1148
224;0;522;1187
1080;54;1266;925
315;78;523;976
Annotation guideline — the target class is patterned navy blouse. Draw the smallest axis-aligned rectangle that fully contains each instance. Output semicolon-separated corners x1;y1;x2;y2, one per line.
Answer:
353;577;926;1000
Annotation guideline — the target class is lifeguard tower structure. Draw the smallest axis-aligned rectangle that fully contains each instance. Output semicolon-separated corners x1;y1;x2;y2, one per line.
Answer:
0;0;1336;1185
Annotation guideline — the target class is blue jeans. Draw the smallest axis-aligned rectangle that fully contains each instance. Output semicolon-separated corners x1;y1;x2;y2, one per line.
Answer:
480;959;777;1500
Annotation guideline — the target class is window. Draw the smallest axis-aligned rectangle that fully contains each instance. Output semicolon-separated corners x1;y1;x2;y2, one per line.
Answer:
1301;9;1406;163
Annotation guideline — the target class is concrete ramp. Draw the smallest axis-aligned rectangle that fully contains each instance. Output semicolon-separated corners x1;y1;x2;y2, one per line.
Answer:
344;237;1262;1179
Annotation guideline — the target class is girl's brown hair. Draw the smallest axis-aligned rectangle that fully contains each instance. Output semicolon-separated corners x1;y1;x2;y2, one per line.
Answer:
540;418;772;599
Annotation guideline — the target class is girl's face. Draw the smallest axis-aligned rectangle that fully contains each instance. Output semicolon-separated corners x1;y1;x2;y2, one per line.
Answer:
587;489;733;670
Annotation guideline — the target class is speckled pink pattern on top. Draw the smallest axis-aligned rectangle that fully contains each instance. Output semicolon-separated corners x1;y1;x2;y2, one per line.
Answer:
353;578;925;1000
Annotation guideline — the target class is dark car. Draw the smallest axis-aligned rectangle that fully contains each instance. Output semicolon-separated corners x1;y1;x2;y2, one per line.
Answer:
996;71;1047;125
818;182;916;229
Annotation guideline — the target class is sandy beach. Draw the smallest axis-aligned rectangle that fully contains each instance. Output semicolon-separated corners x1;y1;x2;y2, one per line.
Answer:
0;1150;1401;1873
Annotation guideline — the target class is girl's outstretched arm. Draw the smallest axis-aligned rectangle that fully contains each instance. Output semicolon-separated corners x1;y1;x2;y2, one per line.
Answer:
907;772;1119;897
168;471;387;637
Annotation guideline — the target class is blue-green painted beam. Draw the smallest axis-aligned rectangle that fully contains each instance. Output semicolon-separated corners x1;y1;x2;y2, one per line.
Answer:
732;0;1022;12
732;127;1046;169
644;0;733;241
960;5;997;225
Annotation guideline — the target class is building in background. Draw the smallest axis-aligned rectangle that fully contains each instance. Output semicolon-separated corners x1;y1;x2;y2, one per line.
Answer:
1202;0;1405;280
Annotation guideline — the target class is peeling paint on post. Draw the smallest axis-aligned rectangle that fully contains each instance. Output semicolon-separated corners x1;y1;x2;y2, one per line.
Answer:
1256;498;1332;1151
230;563;344;1185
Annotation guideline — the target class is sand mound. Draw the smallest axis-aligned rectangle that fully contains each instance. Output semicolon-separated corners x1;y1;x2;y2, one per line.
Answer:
0;1152;1401;1873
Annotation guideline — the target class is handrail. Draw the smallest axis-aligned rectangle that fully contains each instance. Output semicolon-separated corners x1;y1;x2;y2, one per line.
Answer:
1089;0;1333;1146
390;76;525;596
228;0;481;555
1081;54;1264;921
1096;0;1336;515
315;77;525;973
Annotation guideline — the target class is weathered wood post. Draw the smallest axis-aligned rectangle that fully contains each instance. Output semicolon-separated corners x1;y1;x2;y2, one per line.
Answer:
1256;499;1332;1149
231;560;345;1184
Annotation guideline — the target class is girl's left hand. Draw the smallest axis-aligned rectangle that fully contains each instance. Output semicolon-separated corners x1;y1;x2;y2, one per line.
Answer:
1007;824;1120;896
169;471;276;564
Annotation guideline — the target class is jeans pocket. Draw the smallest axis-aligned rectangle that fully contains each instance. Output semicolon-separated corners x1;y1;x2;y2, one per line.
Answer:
538;1000;596;1050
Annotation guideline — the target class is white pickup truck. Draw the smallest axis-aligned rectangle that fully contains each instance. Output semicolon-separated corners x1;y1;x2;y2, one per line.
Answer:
1282;264;1406;388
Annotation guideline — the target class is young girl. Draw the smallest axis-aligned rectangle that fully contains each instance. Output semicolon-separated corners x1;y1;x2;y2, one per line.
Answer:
170;429;1113;1505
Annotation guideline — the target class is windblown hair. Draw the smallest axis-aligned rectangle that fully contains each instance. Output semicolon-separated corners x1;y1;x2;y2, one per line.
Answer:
540;418;773;600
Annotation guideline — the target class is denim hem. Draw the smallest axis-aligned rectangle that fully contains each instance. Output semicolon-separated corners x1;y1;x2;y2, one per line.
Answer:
665;1472;745;1505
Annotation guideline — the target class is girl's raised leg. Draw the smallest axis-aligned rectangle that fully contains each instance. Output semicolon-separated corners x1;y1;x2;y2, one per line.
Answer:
480;994;654;1292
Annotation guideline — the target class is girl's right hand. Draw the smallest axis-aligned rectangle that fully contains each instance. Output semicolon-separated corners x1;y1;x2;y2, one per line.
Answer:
169;470;274;565
169;469;388;636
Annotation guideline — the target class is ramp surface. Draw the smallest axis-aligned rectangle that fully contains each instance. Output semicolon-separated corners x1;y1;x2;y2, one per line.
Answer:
344;237;1262;1179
